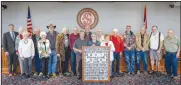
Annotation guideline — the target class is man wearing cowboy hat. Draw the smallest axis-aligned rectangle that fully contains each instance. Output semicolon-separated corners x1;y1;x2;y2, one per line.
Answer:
46;24;59;78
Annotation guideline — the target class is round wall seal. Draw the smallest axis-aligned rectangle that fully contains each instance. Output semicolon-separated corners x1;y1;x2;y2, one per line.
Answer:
77;8;99;29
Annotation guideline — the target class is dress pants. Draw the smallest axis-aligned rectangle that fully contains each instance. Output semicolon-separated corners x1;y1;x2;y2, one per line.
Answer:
76;53;82;77
7;52;18;74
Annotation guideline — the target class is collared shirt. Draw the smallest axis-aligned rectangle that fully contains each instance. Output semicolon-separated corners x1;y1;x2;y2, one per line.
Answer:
150;32;164;50
69;33;80;51
46;31;58;50
164;35;180;52
10;31;15;41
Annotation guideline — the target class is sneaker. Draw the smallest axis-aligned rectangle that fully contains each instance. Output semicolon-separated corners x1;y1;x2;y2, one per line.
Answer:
172;76;178;80
34;72;38;76
64;72;70;76
52;73;56;78
128;72;131;75
39;72;43;76
137;71;140;74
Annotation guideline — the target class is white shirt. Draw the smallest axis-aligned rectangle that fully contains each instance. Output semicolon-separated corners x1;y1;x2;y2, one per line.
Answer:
18;39;35;58
100;41;115;61
150;32;164;50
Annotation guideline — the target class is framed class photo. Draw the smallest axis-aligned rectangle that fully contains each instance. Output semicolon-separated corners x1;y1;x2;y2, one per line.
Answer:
82;46;110;82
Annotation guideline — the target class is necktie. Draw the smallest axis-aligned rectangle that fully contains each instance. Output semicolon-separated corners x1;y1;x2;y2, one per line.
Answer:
11;32;15;41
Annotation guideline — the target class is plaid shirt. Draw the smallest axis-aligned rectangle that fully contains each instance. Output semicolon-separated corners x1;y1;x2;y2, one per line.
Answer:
123;32;136;50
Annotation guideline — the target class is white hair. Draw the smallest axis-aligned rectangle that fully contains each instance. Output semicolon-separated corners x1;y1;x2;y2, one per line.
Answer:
113;29;118;32
18;26;24;33
22;31;29;37
40;31;47;38
62;27;69;33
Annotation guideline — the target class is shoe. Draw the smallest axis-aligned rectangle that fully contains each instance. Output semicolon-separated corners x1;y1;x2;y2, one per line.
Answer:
128;72;131;75
70;72;75;76
110;76;113;81
149;70;154;74
64;72;70;76
137;71;140;74
45;75;50;79
21;73;25;76
143;71;148;75
52;73;56;78
172;76;178;80
39;72;43;76
27;75;30;78
34;72;38;76
9;73;13;77
13;73;17;76
60;73;63;78
77;76;81;80
131;72;135;75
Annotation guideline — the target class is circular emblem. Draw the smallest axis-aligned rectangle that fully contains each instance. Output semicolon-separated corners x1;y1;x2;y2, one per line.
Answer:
77;8;99;29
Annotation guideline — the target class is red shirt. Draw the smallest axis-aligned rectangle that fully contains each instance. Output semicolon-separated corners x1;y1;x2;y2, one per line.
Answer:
110;35;124;53
69;33;80;51
20;34;23;39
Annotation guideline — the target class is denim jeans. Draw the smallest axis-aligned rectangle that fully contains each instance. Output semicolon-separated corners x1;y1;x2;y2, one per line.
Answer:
112;52;120;73
34;54;42;73
165;52;178;77
124;50;135;73
48;50;57;74
71;51;76;74
136;51;148;71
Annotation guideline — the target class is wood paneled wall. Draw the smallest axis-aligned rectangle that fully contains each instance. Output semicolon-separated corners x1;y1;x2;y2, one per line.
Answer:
1;48;181;74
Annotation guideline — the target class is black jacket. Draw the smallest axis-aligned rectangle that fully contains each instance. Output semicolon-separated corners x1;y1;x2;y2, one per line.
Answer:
32;34;41;55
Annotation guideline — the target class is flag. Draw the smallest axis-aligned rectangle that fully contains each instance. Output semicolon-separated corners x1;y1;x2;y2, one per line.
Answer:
27;6;33;36
143;5;147;29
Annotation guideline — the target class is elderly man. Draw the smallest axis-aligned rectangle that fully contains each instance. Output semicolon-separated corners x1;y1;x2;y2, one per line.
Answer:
73;30;88;79
56;27;71;77
149;25;164;74
164;29;180;79
32;28;42;76
69;27;80;76
110;29;124;76
3;24;19;76
84;27;92;41
46;24;59;78
96;28;104;43
135;27;149;74
123;25;136;75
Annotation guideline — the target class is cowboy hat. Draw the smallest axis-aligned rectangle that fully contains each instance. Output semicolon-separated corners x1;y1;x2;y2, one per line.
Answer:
46;24;56;29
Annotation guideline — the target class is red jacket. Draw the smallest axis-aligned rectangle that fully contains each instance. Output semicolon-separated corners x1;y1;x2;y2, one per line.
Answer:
110;35;124;53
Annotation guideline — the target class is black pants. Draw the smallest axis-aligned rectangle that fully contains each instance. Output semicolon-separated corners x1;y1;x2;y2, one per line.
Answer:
7;52;18;74
42;57;49;75
63;50;70;73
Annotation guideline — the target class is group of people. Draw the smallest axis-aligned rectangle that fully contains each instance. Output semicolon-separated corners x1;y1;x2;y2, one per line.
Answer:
3;23;180;80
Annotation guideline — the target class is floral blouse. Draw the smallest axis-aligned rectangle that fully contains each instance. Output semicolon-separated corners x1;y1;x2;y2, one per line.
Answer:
38;39;51;58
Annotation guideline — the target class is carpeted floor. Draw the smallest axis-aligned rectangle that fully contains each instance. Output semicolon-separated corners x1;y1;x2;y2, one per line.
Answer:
2;73;181;85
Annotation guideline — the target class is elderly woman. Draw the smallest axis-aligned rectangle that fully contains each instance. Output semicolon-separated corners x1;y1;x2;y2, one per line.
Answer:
100;34;115;79
15;27;24;75
18;31;35;78
56;27;71;77
38;31;51;78
88;32;100;46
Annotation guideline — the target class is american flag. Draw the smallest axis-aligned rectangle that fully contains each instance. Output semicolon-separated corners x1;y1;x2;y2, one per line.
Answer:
27;6;33;37
143;5;147;29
